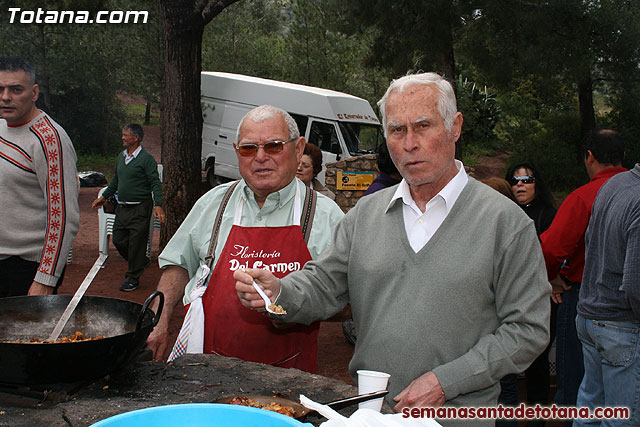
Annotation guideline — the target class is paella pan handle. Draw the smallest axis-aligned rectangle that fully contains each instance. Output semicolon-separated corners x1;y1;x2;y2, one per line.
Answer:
136;291;164;331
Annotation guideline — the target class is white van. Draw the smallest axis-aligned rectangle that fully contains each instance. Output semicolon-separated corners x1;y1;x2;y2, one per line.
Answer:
201;72;383;186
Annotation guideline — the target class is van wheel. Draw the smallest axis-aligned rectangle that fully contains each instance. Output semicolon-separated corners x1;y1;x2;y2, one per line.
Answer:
206;166;223;188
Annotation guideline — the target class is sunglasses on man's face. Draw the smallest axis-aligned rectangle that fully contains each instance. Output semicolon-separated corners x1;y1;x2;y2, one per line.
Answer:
234;139;295;157
509;175;536;185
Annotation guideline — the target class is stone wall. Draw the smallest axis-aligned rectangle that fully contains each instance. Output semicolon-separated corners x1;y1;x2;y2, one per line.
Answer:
325;153;378;213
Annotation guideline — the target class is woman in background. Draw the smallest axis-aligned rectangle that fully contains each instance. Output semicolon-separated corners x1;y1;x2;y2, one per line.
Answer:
498;162;557;426
296;143;335;200
506;162;556;234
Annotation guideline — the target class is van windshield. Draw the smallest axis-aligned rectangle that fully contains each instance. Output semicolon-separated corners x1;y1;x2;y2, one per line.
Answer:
339;122;383;155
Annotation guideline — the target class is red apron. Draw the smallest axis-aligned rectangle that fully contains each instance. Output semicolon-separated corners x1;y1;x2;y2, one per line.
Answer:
200;192;319;372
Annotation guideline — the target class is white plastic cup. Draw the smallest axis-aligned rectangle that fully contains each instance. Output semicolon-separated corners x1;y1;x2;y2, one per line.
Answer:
357;369;390;411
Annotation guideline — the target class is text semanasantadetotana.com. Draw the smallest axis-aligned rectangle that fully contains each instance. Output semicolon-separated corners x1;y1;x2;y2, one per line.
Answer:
402;404;630;420
7;7;148;24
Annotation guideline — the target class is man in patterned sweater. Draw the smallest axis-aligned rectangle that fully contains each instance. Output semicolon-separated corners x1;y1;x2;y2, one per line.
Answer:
0;56;79;297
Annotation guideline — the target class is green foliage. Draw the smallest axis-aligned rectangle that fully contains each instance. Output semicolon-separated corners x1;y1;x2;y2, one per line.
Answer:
123;102;160;127
0;0;159;155
77;152;117;180
282;0;392;108
3;0;637;198
50;85;125;156
334;0;459;78
456;75;501;148
201;0;393;114
461;143;494;167
488;76;574;154
507;110;588;192
456;0;640;191
601;83;640;167
202;0;288;77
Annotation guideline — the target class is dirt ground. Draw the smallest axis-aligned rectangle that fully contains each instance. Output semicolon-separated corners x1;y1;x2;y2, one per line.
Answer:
59;127;509;387
469;151;511;181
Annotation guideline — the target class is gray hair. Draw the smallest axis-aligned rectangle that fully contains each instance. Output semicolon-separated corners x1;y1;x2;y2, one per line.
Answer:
236;105;300;142
122;123;144;142
377;72;458;133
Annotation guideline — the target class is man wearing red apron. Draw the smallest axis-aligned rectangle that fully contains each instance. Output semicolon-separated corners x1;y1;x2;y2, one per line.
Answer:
147;105;344;372
205;182;318;371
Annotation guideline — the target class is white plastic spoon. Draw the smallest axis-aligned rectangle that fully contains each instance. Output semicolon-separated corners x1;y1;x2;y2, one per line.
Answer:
250;279;285;315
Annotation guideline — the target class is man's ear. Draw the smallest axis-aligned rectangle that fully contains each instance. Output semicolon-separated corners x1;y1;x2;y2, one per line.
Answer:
31;84;39;103
451;112;463;142
295;137;306;161
585;150;595;164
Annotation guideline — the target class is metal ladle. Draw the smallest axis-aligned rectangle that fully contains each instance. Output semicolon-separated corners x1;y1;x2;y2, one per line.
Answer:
47;253;108;342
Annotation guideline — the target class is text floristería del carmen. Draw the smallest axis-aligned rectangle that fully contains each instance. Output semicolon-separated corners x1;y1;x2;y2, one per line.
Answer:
228;245;302;274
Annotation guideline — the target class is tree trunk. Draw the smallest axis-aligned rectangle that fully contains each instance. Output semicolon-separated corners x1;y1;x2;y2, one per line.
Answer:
156;0;207;248
577;74;596;163
578;76;596;137
37;25;52;113
155;0;241;248
436;1;460;160
102;89;109;154
144;101;151;125
444;45;461;160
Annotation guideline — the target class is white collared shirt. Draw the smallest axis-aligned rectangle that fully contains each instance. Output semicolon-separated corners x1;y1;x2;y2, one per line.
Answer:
386;159;468;252
124;145;142;165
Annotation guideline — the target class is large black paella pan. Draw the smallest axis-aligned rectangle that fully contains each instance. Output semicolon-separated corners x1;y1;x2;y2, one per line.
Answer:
0;291;163;385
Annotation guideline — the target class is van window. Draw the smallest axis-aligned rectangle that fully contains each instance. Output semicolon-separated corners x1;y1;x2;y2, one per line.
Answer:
290;114;308;137
308;121;341;155
339;122;383;155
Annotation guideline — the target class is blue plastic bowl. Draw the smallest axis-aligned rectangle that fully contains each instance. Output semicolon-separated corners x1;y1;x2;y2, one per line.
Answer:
91;403;313;426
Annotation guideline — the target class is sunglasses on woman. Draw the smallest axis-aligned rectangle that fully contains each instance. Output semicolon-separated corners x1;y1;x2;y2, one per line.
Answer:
509;175;536;185
234;139;295;157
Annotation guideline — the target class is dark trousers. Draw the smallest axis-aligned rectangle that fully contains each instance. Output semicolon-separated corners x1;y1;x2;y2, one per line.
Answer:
554;284;584;426
113;199;153;286
497;301;557;427
0;256;63;297
497;374;519;427
526;300;558;404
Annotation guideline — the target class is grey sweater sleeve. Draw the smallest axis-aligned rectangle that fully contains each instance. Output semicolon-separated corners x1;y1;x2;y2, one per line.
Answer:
278;209;352;322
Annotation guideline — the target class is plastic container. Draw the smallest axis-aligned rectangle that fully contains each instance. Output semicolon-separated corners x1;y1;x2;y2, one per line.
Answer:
91;403;313;426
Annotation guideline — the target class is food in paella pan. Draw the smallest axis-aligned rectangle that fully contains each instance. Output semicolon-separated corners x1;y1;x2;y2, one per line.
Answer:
229;396;296;418
2;331;106;344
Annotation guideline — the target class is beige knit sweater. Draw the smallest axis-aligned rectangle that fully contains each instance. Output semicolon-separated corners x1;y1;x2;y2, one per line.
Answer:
0;112;79;286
